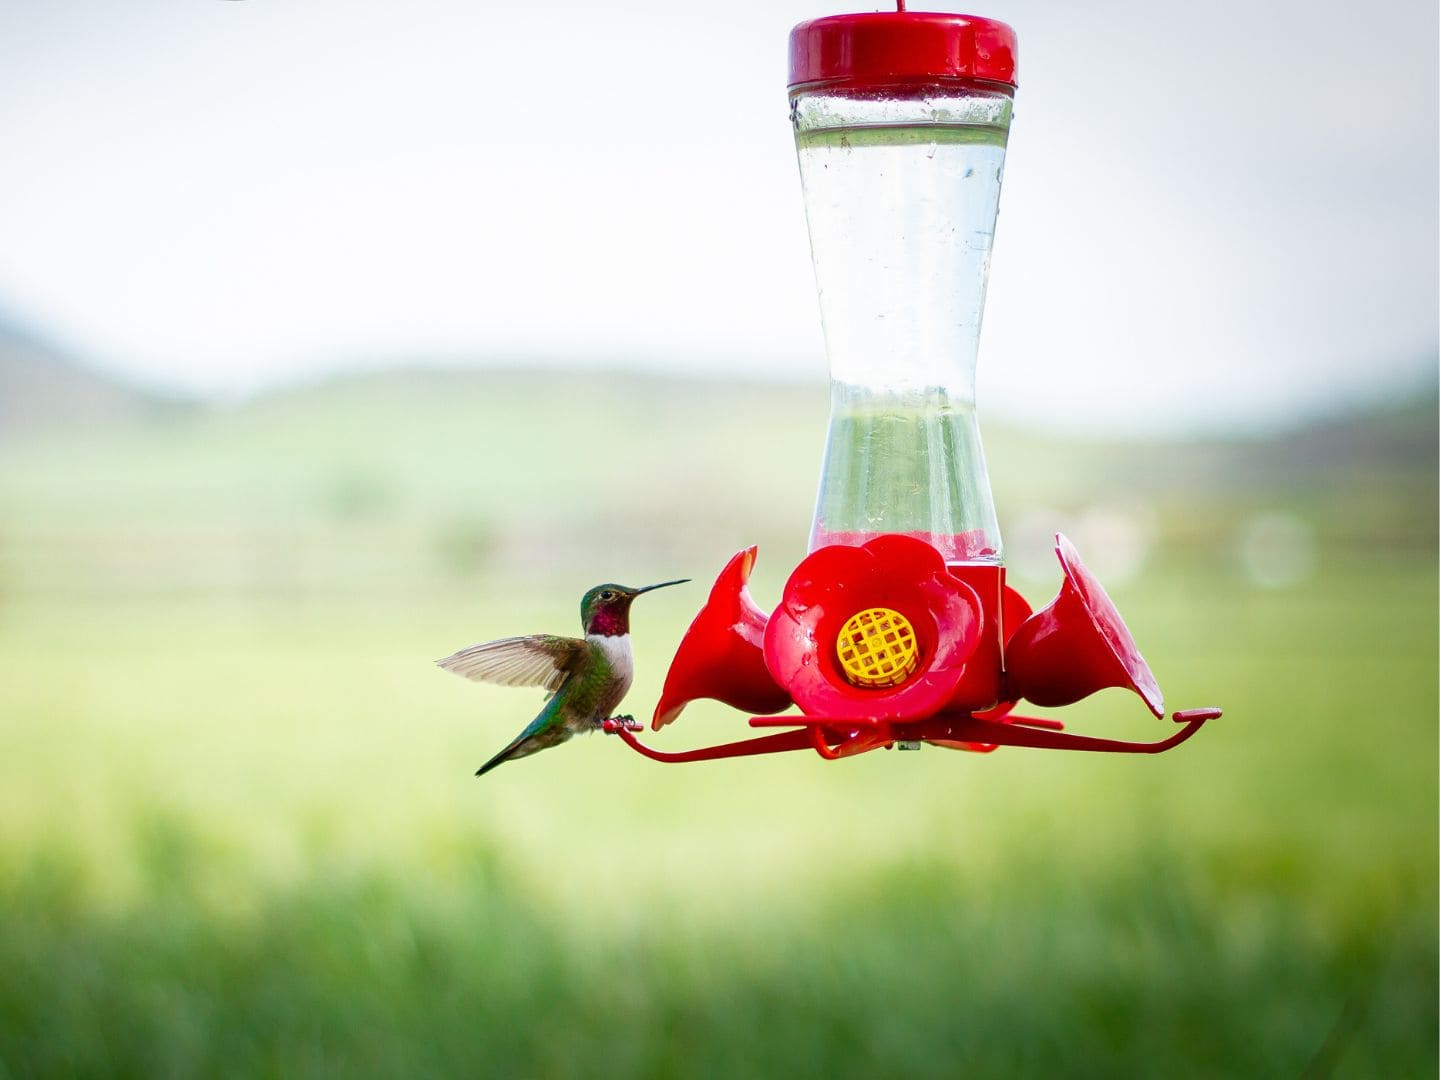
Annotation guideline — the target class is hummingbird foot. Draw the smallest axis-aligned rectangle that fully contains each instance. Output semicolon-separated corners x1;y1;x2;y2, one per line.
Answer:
601;714;643;733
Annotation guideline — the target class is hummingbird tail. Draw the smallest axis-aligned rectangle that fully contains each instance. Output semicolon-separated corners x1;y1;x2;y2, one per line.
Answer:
474;732;534;778
475;743;520;777
474;708;572;778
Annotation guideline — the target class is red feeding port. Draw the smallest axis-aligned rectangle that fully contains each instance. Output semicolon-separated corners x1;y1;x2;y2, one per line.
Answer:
762;535;982;723
651;547;791;731
1004;534;1166;718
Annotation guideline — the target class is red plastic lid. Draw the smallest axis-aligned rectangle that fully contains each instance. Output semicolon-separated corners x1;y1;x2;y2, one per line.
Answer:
789;7;1018;91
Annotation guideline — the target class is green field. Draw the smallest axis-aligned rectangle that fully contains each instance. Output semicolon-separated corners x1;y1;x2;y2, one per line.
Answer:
0;370;1435;1076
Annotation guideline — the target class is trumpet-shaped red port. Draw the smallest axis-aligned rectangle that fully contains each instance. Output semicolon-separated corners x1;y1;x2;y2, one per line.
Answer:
763;535;982;722
652;547;792;730
1004;533;1165;717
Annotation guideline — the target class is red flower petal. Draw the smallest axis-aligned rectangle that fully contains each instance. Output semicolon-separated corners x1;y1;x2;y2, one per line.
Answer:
763;535;983;722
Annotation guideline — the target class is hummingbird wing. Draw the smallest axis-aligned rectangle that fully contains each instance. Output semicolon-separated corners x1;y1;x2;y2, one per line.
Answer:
435;634;586;693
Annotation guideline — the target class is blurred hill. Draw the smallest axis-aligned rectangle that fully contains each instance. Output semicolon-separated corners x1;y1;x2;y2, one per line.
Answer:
998;379;1438;561
0;361;1433;602
1180;388;1438;557
0;308;178;440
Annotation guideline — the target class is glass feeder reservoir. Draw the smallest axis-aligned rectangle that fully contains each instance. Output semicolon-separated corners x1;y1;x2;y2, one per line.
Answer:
791;10;1016;568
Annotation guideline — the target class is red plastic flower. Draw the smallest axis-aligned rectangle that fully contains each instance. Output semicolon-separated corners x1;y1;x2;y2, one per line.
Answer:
762;535;982;722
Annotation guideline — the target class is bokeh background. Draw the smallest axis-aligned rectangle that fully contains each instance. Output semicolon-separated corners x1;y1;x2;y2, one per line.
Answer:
1;1;1436;1076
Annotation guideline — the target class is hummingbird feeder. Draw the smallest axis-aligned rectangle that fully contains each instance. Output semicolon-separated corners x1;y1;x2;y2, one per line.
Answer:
606;5;1220;764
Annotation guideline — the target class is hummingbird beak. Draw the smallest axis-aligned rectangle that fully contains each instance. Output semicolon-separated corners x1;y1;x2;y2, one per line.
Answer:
633;579;690;596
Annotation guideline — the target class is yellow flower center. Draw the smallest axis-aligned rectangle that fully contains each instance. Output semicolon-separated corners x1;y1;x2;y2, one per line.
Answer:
836;607;920;689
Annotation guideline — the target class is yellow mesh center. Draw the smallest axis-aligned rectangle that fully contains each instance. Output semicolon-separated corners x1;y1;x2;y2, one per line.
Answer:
836;607;920;689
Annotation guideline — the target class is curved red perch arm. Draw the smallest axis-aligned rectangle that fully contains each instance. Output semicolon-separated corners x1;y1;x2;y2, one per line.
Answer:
605;708;1219;763
907;708;1216;755
604;721;816;763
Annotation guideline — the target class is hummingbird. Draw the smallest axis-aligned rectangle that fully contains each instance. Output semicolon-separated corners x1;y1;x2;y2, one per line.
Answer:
436;579;688;777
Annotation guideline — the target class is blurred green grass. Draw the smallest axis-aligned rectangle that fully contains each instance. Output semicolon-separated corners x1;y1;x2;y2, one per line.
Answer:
0;371;1435;1076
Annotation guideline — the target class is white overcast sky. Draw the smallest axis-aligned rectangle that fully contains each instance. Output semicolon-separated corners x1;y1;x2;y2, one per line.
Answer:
0;0;1435;434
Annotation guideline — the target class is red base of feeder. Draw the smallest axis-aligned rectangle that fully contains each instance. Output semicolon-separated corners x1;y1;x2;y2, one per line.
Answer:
634;533;1219;768
604;707;1219;764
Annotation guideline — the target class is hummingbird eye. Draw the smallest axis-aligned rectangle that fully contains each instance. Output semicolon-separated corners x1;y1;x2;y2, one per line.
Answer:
599;590;618;602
